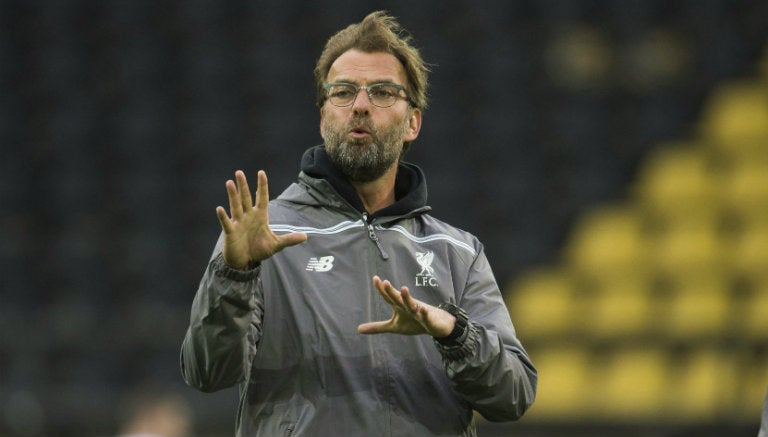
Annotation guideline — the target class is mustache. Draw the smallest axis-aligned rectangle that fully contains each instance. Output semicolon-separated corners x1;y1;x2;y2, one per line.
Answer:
347;116;375;134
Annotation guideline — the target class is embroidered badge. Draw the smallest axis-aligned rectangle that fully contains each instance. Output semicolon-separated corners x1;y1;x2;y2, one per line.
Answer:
415;251;438;287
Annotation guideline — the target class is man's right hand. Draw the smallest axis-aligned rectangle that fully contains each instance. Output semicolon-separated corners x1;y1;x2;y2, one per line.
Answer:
216;170;307;269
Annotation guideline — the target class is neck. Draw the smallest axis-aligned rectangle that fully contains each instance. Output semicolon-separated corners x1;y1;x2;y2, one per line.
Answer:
351;164;398;214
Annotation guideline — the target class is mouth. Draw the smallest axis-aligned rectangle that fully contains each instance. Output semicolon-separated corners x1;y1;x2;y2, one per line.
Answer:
349;126;371;139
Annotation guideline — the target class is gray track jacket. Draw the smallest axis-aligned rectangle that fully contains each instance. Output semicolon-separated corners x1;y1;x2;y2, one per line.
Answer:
181;146;537;436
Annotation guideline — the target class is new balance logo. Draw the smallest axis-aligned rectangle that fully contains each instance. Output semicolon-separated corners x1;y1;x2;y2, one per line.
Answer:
306;256;335;272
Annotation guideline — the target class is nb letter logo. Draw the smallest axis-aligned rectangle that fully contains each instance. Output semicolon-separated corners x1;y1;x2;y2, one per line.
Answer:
306;256;335;272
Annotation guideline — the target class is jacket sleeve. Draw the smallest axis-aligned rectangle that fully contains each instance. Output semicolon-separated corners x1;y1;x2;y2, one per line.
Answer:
435;245;538;422
180;236;263;393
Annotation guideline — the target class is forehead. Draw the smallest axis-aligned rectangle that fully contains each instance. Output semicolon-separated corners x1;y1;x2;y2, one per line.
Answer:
327;49;407;85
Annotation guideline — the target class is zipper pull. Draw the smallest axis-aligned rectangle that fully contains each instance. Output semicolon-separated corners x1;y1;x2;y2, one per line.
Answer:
363;214;389;260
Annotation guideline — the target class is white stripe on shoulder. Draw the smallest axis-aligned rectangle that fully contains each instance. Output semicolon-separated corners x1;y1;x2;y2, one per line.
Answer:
377;224;477;256
271;220;365;235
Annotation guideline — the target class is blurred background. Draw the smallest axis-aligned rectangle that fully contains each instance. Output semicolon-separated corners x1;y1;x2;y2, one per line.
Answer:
2;0;768;436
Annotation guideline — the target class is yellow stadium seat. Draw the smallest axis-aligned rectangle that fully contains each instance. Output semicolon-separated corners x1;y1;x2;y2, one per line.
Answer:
661;273;731;341
738;276;768;340
700;80;768;159
647;217;725;278
728;221;768;278
633;144;719;224
718;160;768;223
581;273;657;341
505;268;576;340
523;345;593;421
564;203;649;278
736;352;768;422
667;348;739;421
595;347;669;421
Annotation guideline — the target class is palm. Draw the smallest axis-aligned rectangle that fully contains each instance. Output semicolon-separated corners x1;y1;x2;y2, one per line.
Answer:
216;170;306;269
382;305;428;335
358;276;456;338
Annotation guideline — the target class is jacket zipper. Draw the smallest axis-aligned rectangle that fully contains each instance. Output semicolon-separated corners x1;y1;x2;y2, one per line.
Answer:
363;213;389;260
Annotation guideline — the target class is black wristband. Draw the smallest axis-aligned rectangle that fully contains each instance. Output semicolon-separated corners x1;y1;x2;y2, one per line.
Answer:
435;302;469;347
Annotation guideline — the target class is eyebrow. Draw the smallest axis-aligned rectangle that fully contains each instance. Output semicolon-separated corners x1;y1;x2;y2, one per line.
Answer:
330;78;401;86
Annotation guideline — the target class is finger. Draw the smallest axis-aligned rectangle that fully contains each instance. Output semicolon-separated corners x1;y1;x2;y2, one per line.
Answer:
372;276;395;305
255;170;269;210
373;277;399;306
400;287;421;314
216;206;234;234
384;281;408;307
276;232;308;249
235;170;254;211
225;179;243;219
358;320;391;335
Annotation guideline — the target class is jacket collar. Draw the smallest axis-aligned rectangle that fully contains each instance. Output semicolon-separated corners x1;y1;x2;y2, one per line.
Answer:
299;145;430;220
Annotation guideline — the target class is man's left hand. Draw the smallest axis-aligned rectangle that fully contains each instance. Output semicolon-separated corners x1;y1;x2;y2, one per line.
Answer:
357;276;456;338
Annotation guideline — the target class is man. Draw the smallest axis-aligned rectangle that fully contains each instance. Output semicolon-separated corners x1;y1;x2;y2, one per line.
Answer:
114;386;192;437
181;11;537;436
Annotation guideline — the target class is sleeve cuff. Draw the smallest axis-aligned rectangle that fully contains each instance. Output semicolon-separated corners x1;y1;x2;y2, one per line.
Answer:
211;253;261;282
433;322;480;361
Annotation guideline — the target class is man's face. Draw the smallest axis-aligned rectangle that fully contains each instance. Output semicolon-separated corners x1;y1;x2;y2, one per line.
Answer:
320;49;421;183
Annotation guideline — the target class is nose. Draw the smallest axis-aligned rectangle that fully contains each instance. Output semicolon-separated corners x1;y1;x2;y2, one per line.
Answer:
351;87;372;113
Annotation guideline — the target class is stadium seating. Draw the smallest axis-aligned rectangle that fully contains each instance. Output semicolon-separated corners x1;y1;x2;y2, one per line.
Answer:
507;48;768;426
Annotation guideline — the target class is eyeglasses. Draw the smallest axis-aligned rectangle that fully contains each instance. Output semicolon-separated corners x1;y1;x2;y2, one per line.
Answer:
323;82;408;108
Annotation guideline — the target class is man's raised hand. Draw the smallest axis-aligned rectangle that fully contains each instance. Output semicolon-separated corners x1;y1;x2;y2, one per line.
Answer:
216;170;307;269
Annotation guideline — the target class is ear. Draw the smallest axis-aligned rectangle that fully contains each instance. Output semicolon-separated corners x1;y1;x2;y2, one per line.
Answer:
319;107;326;139
403;108;422;142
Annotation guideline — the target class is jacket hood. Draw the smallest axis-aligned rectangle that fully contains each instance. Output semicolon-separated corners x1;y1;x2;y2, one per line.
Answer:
298;145;430;220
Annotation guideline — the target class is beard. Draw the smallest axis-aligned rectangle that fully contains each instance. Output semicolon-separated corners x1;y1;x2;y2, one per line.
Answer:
322;114;407;183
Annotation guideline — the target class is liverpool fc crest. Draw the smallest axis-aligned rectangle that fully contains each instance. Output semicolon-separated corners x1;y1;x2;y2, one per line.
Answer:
415;251;437;287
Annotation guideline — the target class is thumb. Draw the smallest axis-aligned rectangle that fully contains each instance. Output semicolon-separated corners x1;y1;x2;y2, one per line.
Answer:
358;321;388;335
277;232;308;249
